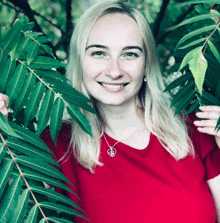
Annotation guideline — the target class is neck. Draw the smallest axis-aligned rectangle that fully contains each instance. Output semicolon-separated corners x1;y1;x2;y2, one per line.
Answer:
97;101;145;141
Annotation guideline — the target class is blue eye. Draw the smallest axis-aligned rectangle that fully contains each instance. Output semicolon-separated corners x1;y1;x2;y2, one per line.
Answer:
123;52;139;58
91;51;106;57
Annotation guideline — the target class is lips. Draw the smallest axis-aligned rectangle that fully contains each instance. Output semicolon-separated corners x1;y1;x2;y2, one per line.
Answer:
98;82;128;92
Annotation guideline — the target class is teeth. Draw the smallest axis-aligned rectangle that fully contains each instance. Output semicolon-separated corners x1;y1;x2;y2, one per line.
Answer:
102;83;124;89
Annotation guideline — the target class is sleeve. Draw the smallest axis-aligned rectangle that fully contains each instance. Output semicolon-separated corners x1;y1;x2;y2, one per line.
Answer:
187;113;220;180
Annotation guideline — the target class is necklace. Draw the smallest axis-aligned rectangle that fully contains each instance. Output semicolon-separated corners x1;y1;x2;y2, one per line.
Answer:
103;123;142;158
103;134;119;157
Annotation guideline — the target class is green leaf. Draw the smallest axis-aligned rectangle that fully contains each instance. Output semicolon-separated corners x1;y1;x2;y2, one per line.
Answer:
177;0;220;6
215;116;220;131
178;47;201;71
6;138;58;166
9;189;30;223
0;58;16;92
13;72;36;115
1;19;23;52
37;36;49;44
67;103;92;136
0;143;6;164
178;38;206;50
24;81;45;126
0;175;23;223
208;40;220;63
0;51;8;74
37;90;54;136
164;72;193;92
63;95;96;114
171;81;194;107
9;122;53;154
27;41;39;65
25;205;38;223
23;21;35;32
6;63;27;107
200;90;220;106
16;156;70;182
0;159;14;198
40;202;86;219
29;56;65;69
169;13;220;30
42;77;90;103
22;168;74;193
185;100;200;114
0;112;21;138
175;25;216;50
175;89;197;115
40;44;53;55
188;48;208;95
30;185;82;211
49;97;64;144
36;70;67;82
178;47;208;95
13;35;31;60
47;217;75;223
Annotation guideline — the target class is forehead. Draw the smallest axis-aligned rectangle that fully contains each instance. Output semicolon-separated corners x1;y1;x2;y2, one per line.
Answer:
86;13;143;47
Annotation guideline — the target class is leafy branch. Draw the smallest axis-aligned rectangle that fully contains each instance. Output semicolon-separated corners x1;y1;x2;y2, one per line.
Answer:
165;1;220;128
0;132;49;223
0;16;93;222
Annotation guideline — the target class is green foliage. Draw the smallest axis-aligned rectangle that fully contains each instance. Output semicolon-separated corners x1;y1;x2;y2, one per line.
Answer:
0;16;94;222
165;1;220;129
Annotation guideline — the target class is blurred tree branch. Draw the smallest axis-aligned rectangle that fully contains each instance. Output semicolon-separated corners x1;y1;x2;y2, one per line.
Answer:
153;0;171;39
156;4;195;44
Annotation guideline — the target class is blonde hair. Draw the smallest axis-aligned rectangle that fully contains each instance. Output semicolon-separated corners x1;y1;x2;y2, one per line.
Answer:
66;0;193;171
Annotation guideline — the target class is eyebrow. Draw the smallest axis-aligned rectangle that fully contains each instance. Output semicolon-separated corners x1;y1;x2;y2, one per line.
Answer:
85;44;143;52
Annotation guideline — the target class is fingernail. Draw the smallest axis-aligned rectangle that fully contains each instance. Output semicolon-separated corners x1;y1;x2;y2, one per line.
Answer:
194;121;199;125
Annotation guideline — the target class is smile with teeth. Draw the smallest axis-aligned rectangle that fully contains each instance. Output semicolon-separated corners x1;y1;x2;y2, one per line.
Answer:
99;82;128;92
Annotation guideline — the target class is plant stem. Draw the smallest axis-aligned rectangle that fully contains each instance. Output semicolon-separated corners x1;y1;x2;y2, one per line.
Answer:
0;133;49;223
202;20;220;53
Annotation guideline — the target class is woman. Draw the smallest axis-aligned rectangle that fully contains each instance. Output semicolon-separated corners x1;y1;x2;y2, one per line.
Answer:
1;0;220;222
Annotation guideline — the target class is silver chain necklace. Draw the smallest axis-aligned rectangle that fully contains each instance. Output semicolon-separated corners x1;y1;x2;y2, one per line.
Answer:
103;123;142;158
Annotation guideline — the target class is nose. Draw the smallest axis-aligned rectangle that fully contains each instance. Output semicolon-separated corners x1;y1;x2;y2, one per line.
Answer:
106;58;123;79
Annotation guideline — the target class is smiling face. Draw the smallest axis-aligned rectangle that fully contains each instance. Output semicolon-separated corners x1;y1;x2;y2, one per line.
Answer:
82;13;146;108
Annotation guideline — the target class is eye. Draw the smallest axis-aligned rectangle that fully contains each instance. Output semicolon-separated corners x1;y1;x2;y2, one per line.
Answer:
123;52;139;59
91;51;106;57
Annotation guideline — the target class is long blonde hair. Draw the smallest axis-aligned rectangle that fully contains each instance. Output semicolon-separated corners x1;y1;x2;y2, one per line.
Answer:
66;0;194;171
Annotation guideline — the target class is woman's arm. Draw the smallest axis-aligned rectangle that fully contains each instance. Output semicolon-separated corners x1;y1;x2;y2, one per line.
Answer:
194;106;220;222
207;175;220;223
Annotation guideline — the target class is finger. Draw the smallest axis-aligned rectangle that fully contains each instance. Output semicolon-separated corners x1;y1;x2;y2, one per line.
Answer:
0;107;8;119
0;101;5;109
194;120;217;127
199;106;220;112
197;127;220;136
0;94;9;107
196;111;220;120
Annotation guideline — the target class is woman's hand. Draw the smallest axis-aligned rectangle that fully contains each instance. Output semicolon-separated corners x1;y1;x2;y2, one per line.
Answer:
0;93;9;119
194;106;220;148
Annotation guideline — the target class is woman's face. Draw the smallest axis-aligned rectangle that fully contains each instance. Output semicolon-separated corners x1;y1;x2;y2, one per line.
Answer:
82;13;146;107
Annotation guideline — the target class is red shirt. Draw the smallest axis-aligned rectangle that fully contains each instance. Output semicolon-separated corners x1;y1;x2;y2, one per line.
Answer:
41;117;220;223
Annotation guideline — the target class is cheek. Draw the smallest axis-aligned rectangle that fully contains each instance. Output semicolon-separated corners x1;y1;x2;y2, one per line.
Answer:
122;60;145;77
82;58;107;78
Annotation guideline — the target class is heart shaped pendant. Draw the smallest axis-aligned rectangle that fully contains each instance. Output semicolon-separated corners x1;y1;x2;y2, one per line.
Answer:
107;147;116;157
